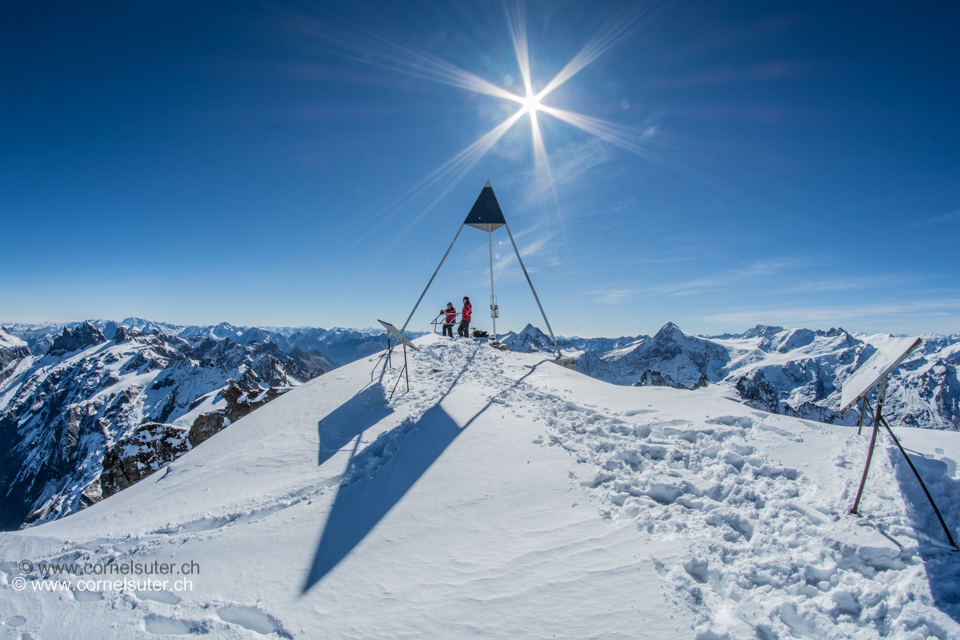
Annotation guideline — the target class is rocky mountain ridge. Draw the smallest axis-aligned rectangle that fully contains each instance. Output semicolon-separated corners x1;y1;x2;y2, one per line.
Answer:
99;380;290;499
0;322;327;530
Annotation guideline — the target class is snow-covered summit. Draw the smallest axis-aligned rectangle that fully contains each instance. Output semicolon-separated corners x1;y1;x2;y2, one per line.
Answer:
499;322;564;353
578;321;729;387
1;337;958;638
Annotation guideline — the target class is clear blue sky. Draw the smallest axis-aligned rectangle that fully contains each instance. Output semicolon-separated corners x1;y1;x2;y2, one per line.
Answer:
2;1;958;337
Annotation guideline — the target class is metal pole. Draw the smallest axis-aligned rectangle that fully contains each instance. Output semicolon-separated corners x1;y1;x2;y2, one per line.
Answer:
879;415;957;548
504;222;560;358
389;364;404;400
489;229;496;339
857;396;867;436
387;335;392;369
852;377;887;514
401;224;465;334
403;343;410;392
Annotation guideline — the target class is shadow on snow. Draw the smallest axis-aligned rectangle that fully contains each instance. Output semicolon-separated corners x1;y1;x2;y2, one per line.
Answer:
303;403;463;591
888;447;960;624
317;384;394;466
302;347;547;593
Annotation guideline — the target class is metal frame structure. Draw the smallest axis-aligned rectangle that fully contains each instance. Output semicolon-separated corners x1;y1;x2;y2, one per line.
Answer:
372;320;419;399
842;337;956;548
400;181;562;358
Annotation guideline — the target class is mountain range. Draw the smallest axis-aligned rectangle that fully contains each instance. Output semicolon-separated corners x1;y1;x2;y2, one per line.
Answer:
2;317;957;533
0;319;419;531
503;322;960;430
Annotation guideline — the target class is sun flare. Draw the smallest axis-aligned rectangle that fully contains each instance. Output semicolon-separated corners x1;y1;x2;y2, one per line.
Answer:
519;92;541;115
329;2;661;234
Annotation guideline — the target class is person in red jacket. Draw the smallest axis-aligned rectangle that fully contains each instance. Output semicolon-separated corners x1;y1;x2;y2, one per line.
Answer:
458;296;472;338
441;302;457;338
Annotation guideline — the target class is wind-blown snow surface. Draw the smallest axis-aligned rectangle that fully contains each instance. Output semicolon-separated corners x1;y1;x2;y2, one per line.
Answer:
1;337;959;639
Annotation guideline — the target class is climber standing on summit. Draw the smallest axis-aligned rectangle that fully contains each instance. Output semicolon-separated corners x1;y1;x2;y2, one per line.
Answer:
441;302;457;338
458;296;472;338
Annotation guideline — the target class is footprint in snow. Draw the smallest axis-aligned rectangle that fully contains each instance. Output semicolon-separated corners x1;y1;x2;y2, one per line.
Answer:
218;605;291;638
143;615;206;635
136;589;181;605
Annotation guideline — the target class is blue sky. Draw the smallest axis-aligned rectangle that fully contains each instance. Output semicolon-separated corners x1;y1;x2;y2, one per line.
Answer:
2;1;958;337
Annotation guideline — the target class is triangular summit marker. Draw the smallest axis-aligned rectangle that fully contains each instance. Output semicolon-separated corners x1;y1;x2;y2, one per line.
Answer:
399;180;561;359
463;180;506;231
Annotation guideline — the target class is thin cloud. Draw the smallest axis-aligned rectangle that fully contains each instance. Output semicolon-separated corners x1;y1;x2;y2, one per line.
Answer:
651;260;796;296
702;298;960;328
911;210;960;226
779;274;916;294
644;60;807;90
587;260;798;303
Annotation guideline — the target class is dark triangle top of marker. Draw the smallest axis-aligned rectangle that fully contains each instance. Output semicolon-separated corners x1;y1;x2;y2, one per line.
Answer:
463;180;506;231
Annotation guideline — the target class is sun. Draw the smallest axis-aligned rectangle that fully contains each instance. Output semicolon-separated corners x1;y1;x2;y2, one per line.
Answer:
519;92;541;116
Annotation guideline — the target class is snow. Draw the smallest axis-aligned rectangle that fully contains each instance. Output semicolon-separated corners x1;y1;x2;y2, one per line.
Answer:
1;336;959;639
0;328;27;349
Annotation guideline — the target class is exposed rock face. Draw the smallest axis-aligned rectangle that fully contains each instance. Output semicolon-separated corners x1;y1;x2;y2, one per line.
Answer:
188;411;227;448
634;370;708;390
735;371;784;414
188;381;290;448
48;322;106;355
100;423;191;498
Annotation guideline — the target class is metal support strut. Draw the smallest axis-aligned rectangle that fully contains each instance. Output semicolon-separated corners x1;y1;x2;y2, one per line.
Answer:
401;224;464;334
851;378;886;515
857;396;868;436
878;415;957;548
489;229;496;340
388;343;410;401
504;222;561;359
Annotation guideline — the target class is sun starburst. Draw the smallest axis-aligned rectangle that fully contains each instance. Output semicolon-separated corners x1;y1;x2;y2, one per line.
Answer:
369;0;662;225
291;2;663;252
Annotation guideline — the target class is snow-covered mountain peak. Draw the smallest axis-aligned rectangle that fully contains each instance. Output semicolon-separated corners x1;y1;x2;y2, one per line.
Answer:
652;321;717;350
578;321;728;387
741;324;785;340
118;317;183;336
